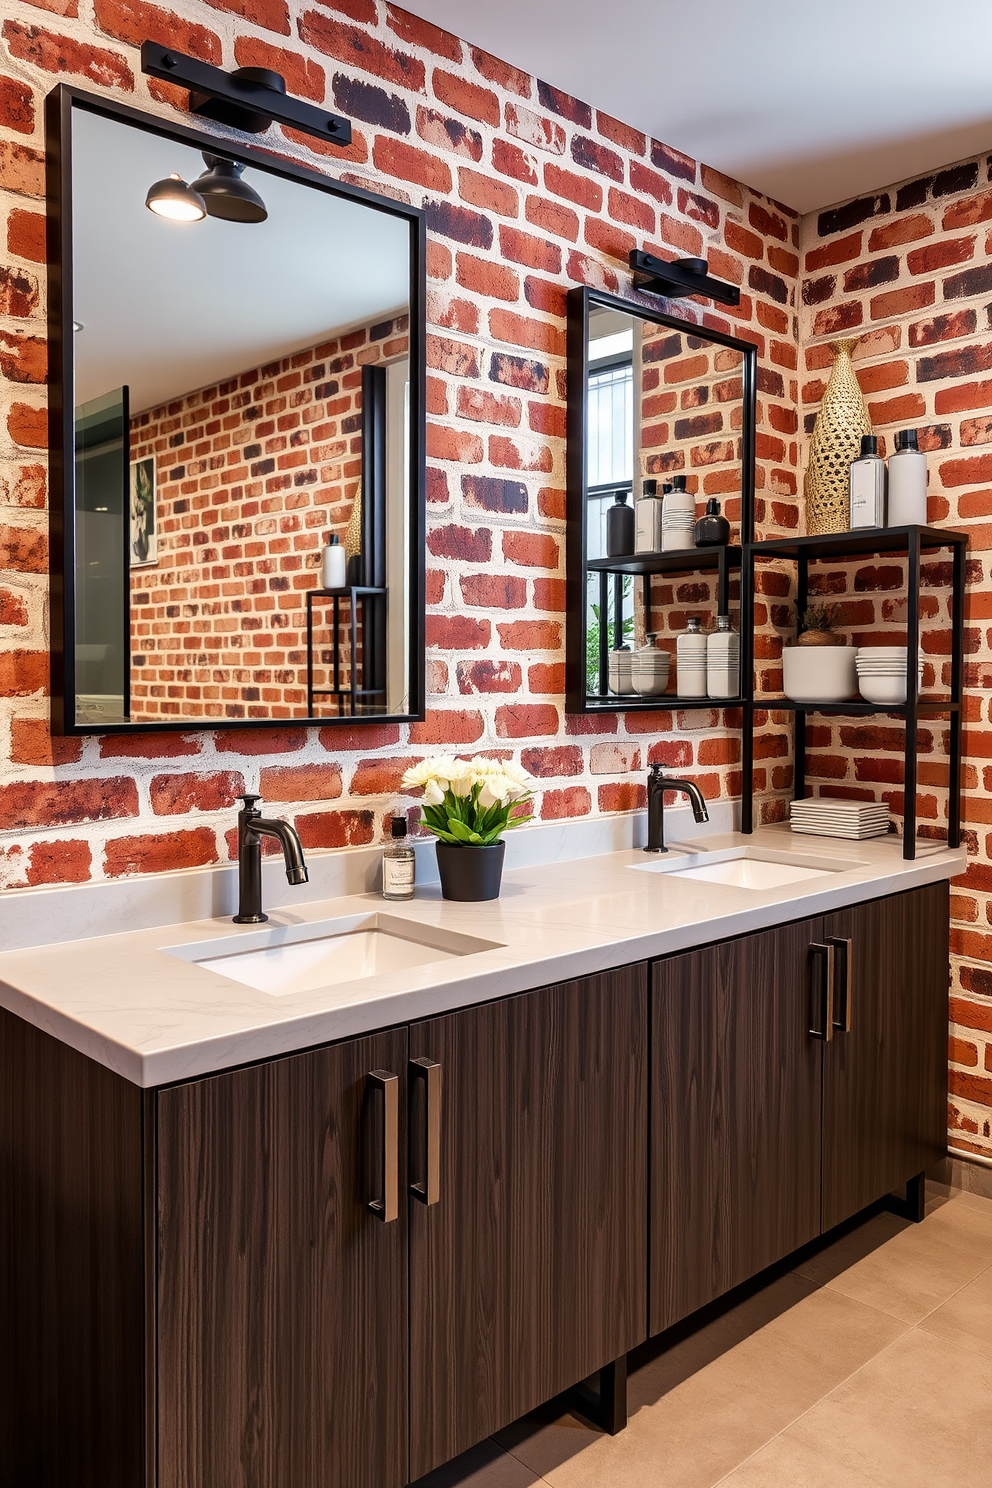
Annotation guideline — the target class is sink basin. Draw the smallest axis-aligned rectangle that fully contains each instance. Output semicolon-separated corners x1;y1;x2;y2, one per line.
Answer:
631;846;861;891
164;913;502;997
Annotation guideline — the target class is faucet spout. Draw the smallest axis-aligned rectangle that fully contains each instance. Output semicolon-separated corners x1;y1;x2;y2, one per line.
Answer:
233;794;308;923
645;767;709;854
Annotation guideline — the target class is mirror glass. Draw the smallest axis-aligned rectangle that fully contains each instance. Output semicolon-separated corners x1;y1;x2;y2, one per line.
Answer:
67;103;419;729
582;301;748;704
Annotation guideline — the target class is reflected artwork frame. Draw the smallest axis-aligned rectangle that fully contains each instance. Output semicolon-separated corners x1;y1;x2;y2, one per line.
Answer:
128;454;156;568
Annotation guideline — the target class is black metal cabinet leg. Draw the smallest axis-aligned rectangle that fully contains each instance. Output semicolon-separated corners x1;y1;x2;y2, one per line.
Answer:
565;1354;628;1436
886;1170;926;1223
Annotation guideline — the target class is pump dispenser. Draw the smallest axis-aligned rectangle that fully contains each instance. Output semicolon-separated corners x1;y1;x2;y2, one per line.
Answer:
849;434;886;529
887;429;928;526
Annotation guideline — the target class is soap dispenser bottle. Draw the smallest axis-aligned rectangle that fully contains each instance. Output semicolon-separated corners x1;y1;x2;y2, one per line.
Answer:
606;489;635;556
382;815;415;900
849;435;886;529
706;614;740;699
634;479;663;554
694;497;731;547
677;616;707;698
320;533;346;589
887;429;928;526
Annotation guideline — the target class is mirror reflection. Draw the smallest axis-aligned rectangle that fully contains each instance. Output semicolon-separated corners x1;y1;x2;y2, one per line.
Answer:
69;105;416;728
584;303;747;704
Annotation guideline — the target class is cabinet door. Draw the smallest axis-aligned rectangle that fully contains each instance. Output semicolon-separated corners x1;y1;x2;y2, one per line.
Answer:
821;882;949;1230
408;966;648;1480
651;919;823;1335
156;1028;409;1488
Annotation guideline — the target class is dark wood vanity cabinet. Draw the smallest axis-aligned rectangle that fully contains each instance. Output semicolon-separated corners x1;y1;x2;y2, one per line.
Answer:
649;881;949;1334
1;884;947;1488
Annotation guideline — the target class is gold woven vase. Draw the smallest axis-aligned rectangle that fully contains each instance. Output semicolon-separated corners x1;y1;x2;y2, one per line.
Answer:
804;338;872;535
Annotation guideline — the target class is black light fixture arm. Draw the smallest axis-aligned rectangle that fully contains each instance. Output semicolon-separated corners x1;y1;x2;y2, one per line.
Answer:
141;41;352;146
629;249;740;307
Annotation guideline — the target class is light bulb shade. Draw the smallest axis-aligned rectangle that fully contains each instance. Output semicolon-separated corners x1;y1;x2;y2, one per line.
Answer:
192;153;267;223
145;173;206;222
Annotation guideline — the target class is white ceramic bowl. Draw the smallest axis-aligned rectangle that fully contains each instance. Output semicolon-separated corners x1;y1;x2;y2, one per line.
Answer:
782;645;858;703
857;674;910;705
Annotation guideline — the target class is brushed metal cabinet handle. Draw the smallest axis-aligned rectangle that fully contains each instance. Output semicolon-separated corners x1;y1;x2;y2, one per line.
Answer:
808;943;835;1042
409;1057;441;1206
368;1070;399;1223
828;936;853;1033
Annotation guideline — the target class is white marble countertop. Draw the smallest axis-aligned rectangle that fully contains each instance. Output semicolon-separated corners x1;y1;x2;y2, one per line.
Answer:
0;825;963;1087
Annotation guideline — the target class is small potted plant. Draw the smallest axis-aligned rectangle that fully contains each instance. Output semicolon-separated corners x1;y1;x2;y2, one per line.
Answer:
401;755;534;901
782;604;857;703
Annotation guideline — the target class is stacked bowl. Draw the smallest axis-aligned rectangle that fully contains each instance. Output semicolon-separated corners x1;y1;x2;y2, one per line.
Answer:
855;647;923;705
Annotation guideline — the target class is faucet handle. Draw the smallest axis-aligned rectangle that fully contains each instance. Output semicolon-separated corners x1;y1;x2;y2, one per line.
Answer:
238;792;262;811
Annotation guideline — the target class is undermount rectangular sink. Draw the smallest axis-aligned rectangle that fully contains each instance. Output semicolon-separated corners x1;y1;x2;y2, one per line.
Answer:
631;846;861;891
164;913;503;997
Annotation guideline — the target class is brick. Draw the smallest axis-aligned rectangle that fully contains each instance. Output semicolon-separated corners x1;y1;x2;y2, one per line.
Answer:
22;840;91;887
10;719;82;766
427;334;479;377
408;710;484;746
650;139;695;182
536;79;591;128
939;454;992;487
948;1069;992;1106
538;785;591;819
105;826;217;877
805;231;863;271
490;352;549;393
748;265;789;305
867;392;926;425
527;662;564;694
935;378;992;413
457;386;521;426
7;209;45;263
919;343;992;382
495;703;558;737
658;213;704;257
386;4;461;60
843;255;899;291
424;614;490;650
493;137;538;184
544;162;603;212
0;265;39;318
235;37;324;98
520;744;581;777
629;159;673;208
215;727;306;755
460;573;527;608
584;216;636;263
295;809;375;849
425;198;493;248
961;415;992;446
94;0;220;58
870;283;935;320
489;308;565;356
570;134;623;182
868;214;933;250
2;21;134;86
149;770;245;815
700;164;741;206
812;301;862;336
333;73;410;132
499;224;560;274
470;46;530;97
0;776;139;830
0;331;45;383
416;105;480;158
496;619;560;649
505;103;565;155
944;264;992;300
598;780;647;812
818;194;891;236
458;660;523;694
908;310;977;348
0;649;46;696
0;141;45;198
350;755;421;796
318;724;399;753
427;424;483;463
297;15;424;88
525;196;579;242
768;245;799;277
907;237;975;275
944;191;992;229
0;74;34;133
373;136;451;191
0;524;46;574
433;69;500;127
502;531;558;569
607;186;654;233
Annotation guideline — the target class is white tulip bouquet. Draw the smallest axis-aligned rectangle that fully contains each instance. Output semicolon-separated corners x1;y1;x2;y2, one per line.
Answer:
401;755;534;846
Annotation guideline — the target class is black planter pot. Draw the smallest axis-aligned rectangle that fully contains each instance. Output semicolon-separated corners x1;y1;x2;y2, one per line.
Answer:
435;841;505;901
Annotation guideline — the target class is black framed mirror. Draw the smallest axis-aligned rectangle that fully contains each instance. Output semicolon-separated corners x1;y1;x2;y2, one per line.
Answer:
47;86;425;734
565;286;757;713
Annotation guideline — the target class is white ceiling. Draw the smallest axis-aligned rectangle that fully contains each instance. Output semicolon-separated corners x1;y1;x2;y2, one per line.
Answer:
72;107;410;412
404;0;992;212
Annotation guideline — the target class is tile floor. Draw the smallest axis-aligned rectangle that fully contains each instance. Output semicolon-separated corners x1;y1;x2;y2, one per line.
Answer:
413;1177;992;1488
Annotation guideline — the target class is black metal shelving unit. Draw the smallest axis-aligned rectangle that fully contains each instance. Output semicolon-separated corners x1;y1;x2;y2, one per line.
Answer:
741;525;968;860
306;586;387;718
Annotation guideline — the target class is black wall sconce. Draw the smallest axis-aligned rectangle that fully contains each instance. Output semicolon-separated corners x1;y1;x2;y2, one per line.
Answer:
141;41;352;147
629;249;740;307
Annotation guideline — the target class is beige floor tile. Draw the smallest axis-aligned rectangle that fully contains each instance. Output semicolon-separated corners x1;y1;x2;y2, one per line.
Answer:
496;1287;905;1488
411;1440;549;1488
821;1194;992;1323
793;1208;909;1287
918;1260;992;1360
715;1327;992;1488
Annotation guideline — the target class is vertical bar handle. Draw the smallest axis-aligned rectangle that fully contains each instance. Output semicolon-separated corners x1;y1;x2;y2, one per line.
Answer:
409;1057;441;1206
828;936;853;1033
368;1070;399;1223
808;943;835;1042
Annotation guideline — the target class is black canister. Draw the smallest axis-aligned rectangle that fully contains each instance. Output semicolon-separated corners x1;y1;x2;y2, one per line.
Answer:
606;489;635;556
694;497;730;547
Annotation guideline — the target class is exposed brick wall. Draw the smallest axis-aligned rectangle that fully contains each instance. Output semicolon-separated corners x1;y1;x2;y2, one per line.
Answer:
129;314;407;720
798;157;992;1154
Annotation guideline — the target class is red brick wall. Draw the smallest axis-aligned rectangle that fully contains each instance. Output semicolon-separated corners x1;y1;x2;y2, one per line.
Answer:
798;159;992;1154
129;315;407;721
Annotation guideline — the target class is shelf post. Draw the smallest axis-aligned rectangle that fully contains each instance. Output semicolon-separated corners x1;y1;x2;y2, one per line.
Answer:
740;545;755;834
904;528;921;859
948;539;966;849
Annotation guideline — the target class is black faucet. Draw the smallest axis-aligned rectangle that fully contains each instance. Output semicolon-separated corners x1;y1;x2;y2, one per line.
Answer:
233;793;309;923
645;765;709;853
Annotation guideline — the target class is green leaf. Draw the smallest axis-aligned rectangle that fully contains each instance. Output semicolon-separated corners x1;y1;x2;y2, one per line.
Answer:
446;817;483;844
